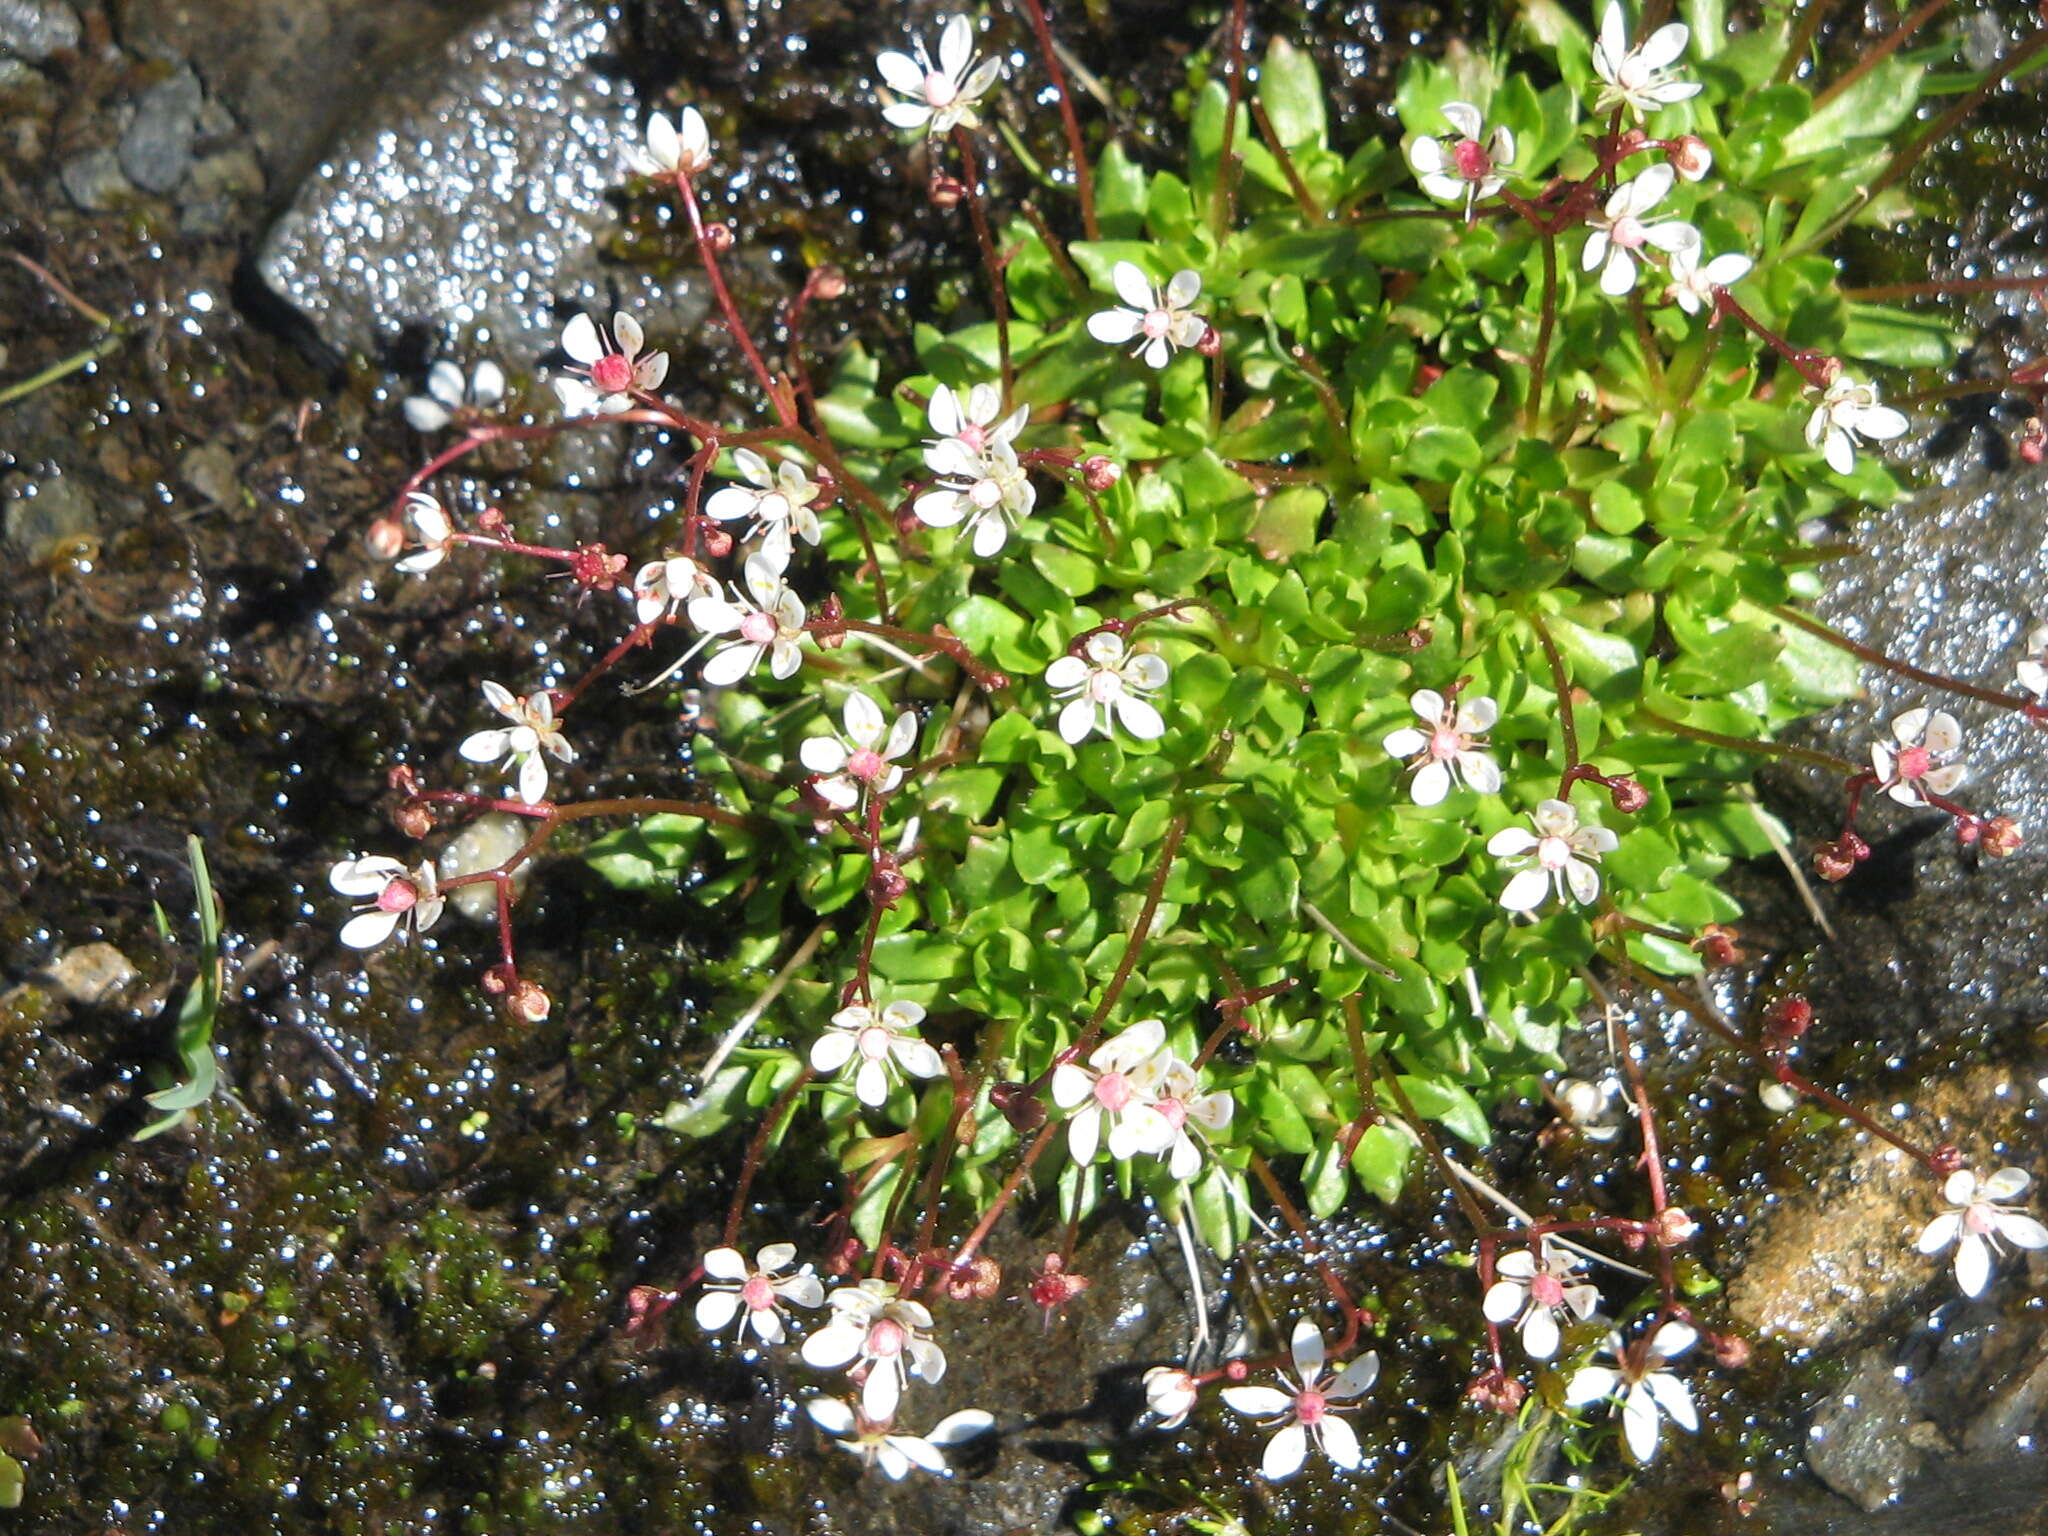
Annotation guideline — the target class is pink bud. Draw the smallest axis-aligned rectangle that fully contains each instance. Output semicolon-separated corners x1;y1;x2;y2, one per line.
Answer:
1668;135;1713;182
1195;322;1222;357
1082;454;1121;492
1607;776;1649;814
1930;1142;1966;1177
1982;815;2024;858
1654;1207;1698;1246
367;516;406;560
701;222;735;254
811;265;847;301
701;526;734;559
509;978;552;1023
929;173;966;209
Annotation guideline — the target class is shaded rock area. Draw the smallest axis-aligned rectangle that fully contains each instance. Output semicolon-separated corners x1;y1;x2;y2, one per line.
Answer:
4;0;2048;1534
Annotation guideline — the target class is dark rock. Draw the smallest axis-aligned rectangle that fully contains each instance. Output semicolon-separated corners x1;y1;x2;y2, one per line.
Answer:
1806;1351;1926;1511
57;145;132;212
118;63;203;194
0;0;79;62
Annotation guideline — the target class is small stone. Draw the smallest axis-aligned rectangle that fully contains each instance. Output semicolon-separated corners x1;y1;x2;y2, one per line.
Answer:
1805;1352;1923;1512
118;64;203;194
179;442;240;508
3;472;99;561
0;0;81;62
59;146;134;212
38;943;138;1007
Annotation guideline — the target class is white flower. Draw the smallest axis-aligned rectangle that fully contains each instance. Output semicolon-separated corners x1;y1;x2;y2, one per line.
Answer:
394;491;456;575
1487;799;1619;912
694;1242;825;1345
800;692;919;812
1219;1319;1379;1481
627;107;712;180
926;382;1029;460
1050;1018;1175;1167
1557;1075;1629;1143
458;680;576;805
404;358;506;433
810;998;944;1108
1044;632;1171;745
552;311;669;416
1143;1366;1201;1429
1407;102;1514;218
1382;688;1501;806
1482;1242;1600;1361
1805;374;1909;474
1870;705;1967;807
330;856;445;950
1664;246;1751;317
1581;165;1700;297
630;555;716;626
800;1280;946;1422
1086;262;1206;370
912;441;1034;558
804;1398;993;1480
2017;622;2048;697
875;15;1002;137
1592;1;1703;120
1916;1167;2048;1298
687;553;809;686
1564;1320;1699;1462
702;448;825;567
1138;1054;1234;1181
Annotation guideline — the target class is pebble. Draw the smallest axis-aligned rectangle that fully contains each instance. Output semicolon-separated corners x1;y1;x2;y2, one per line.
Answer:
58;145;132;212
0;0;80;62
119;64;204;194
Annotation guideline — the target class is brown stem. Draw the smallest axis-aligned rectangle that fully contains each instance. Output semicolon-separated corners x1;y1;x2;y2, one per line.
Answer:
1210;0;1248;241
1010;0;1099;240
1771;0;1838;87
677;171;792;427
1525;610;1583;799
1246;1151;1364;1354
1638;708;1863;776
1248;96;1325;221
1768;604;2048;721
1528;233;1558;432
952;127;1014;401
723;1068;816;1248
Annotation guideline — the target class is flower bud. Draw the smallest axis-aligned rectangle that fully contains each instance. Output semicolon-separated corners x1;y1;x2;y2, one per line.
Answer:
867;854;909;906
701;222;735;254
1654;1207;1698;1247
1763;995;1812;1040
1982;815;2024;858
1695;924;1742;967
1466;1367;1527;1414
700;525;734;559
1194;322;1222;357
1812;839;1857;882
1607;775;1649;814
811;265;847;301
929;172;966;209
623;1285;677;1336
990;1080;1046;1132
387;764;422;797
395;800;436;840
1027;1253;1090;1319
480;962;515;995
367;515;406;560
1668;135;1713;182
476;506;509;537
1082;454;1121;492
945;1255;1002;1302
1930;1142;1966;1177
570;543;627;591
2019;417;2046;466
508;978;552;1023
1711;1331;1752;1369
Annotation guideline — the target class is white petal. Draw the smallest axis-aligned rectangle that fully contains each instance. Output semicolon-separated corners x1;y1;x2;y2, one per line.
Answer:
331;855;404;895
1995;1213;2048;1250
1087;308;1141;344
1522;1306;1561;1361
800;736;849;774
561;313;602;364
882;101;934;129
1565;1365;1620;1407
1563;858;1602;905
1956;1234;1994;1296
1066;1103;1101;1165
1327;1351;1379;1399
892;1039;944;1081
1261;1422;1308;1481
645;112;679;170
875;49;926;98
1140;335;1171;369
1383;726;1428;758
970;511;1010;558
1984;1167;2033;1200
1825;426;1856;475
404;396;453;432
927;1409;994;1446
1621;1384;1663;1461
938;14;973;78
1650;1320;1696;1360
806;1397;856;1434
338;908;402;949
1288;1319;1327;1379
702;1246;750;1281
1500;867;1553;912
700;642;759;687
1646;1371;1697;1431
1165;270;1201;309
1114;694;1166;741
1459;751;1502;794
1220;1385;1292;1417
1857;405;1909;442
694;1290;743;1332
1317;1413;1363;1470
1058;696;1097;745
1408;135;1447;176
1600;246;1638;297
1487;827;1538;857
1050;1063;1093;1109
613;312;644;356
1410;760;1451;806
1112;260;1156;310
854;1057;891;1107
1483;1280;1527;1323
861;1362;902;1423
1917;1211;1961;1254
801;1323;863;1369
459;728;512;764
1440;101;1482;140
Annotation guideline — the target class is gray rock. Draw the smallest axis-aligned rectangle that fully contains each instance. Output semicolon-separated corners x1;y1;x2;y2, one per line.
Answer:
258;0;703;360
118;64;203;194
2;470;98;560
1806;1352;1926;1511
58;146;132;212
0;0;80;62
36;944;138;1008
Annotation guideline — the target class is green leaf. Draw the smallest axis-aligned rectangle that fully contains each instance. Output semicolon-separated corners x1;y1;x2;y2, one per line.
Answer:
1781;58;1920;162
1350;1123;1413;1203
1394;1075;1492;1147
1841;302;1961;368
1258;35;1327;149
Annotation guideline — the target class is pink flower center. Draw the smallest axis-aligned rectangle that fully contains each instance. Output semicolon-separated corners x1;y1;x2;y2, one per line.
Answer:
1452;138;1492;181
739;611;778;646
857;1024;894;1061
1964;1202;1996;1236
376;879;418;914
958;423;987;451
1429;724;1464;761
1094;1071;1134;1113
868;1318;907;1358
1087;670;1123;703
1157;1097;1188;1130
968;477;1003;510
1295;1387;1329;1425
922;70;958;106
589;352;634;395
1611;216;1648;250
1537;834;1574;872
848;748;887;782
1895;746;1932;781
1140;307;1172;339
741;1274;776;1311
1531;1273;1565;1309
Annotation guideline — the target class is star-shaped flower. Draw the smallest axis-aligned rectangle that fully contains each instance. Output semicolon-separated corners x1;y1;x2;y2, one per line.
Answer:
1805;373;1908;474
1487;799;1618;912
1916;1167;2048;1298
394;491;456;575
404;358;506;433
800;691;919;812
1382;688;1502;806
1592;1;1703;120
875;15;1002;138
1044;632;1171;745
627;107;712;180
1219;1319;1379;1481
458;680;576;805
1407;102;1514;219
810;998;944;1108
553;311;668;416
800;1279;946;1422
1139;1054;1234;1182
630;554;716;626
703;448;825;567
1664;246;1752;317
1563;1320;1699;1463
1870;705;1966;807
1051;1018;1178;1167
1581;164;1700;297
1142;1366;1201;1429
1482;1241;1600;1361
694;1242;825;1345
804;1398;993;1481
1086;262;1206;370
687;553;809;686
330;855;445;950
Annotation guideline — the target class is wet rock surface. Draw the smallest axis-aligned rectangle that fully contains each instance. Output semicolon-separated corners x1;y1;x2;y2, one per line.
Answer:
3;0;2048;1534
